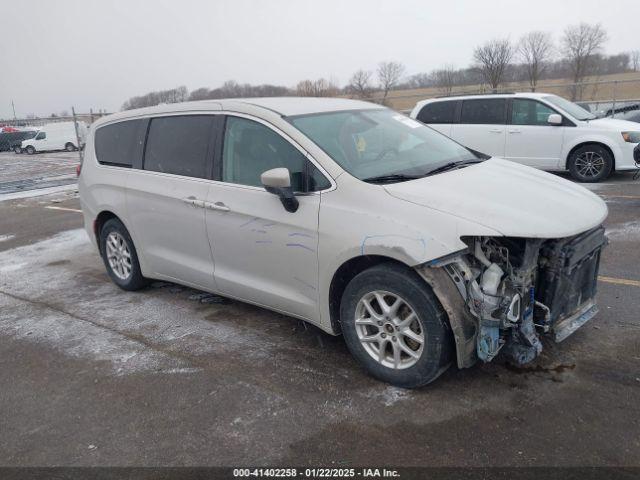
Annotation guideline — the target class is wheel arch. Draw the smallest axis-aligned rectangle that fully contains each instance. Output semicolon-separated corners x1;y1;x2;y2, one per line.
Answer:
565;141;616;171
94;210;120;255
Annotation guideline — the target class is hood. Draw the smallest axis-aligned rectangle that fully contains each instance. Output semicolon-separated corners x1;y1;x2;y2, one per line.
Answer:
589;117;640;131
384;158;608;238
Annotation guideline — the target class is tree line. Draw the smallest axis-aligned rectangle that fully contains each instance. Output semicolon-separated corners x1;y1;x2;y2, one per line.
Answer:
121;22;640;110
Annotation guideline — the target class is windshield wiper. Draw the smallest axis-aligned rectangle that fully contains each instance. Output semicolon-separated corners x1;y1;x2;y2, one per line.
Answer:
362;173;422;184
425;159;483;177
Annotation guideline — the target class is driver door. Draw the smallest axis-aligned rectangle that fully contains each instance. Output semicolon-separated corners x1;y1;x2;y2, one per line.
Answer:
204;115;331;320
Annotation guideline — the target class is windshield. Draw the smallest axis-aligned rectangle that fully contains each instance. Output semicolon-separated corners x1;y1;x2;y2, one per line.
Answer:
543;95;596;121
288;109;478;181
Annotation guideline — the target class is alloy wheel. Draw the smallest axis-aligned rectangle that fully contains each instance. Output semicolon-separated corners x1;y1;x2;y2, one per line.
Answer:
105;231;132;280
354;290;424;369
575;151;605;178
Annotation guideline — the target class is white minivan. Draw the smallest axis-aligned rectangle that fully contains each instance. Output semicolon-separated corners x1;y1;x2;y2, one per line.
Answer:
21;121;86;154
410;93;640;182
79;98;608;387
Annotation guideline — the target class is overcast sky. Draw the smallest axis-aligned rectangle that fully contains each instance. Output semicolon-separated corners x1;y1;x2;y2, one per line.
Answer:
1;0;638;118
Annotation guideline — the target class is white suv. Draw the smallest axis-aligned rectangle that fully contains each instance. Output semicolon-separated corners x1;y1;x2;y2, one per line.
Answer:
79;98;607;387
410;93;640;182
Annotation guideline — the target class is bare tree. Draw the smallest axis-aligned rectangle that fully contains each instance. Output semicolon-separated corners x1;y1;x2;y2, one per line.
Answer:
518;31;554;91
473;38;514;92
631;50;640;71
348;69;373;98
296;78;339;97
562;22;608;99
432;65;458;95
377;61;405;103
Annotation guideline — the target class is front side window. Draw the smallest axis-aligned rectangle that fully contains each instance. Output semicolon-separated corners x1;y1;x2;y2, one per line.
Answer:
222;116;329;192
144;115;214;179
461;99;506;124
35;132;46;140
417;101;457;124
289;109;478;181
95;119;146;167
511;99;557;126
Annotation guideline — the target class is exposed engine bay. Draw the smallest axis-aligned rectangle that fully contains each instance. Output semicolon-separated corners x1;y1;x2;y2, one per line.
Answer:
422;226;607;366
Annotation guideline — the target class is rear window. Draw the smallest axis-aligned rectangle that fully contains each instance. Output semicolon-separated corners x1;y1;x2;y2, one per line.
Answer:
95;119;147;167
417;101;457;124
143;115;214;179
460;99;506;124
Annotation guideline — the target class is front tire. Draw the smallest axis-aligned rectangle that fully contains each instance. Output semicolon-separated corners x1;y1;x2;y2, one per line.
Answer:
99;218;148;291
25;145;35;155
340;263;452;388
65;142;76;152
568;144;613;183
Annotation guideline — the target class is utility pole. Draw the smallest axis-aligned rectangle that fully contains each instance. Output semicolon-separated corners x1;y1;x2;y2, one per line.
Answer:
11;100;16;120
71;106;83;162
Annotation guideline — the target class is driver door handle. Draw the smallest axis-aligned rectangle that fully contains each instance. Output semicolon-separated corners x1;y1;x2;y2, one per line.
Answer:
508;129;522;134
205;201;230;212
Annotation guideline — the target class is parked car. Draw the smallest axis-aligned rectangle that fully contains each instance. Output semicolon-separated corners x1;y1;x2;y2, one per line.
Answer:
0;130;37;152
410;93;640;182
79;98;607;387
605;103;640;124
21;121;87;154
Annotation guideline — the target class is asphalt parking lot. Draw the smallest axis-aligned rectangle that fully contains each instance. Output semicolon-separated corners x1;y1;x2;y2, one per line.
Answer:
0;151;639;467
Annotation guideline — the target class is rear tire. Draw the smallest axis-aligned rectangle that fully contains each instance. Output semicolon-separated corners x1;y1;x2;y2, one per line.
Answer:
340;262;453;388
25;145;35;155
568;144;613;183
99;218;148;291
13;146;22;154
65;142;76;152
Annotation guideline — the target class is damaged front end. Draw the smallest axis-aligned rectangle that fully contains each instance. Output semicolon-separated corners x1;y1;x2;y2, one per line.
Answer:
418;226;607;367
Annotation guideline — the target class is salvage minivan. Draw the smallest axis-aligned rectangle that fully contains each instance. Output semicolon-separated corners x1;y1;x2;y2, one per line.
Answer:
79;98;608;387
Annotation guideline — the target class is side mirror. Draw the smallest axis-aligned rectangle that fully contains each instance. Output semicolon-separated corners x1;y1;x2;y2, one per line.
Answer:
261;167;299;213
547;114;563;126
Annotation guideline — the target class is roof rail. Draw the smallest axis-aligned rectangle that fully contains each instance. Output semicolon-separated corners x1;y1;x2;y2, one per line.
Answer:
434;91;516;99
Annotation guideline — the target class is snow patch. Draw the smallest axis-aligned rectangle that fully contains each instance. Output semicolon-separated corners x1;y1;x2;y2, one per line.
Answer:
0;234;15;242
606;221;640;241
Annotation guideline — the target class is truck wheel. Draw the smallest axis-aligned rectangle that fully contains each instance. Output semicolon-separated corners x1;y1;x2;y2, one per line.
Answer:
65;142;76;152
25;146;36;155
99;218;149;291
568;144;613;183
13;146;22;154
340;262;452;388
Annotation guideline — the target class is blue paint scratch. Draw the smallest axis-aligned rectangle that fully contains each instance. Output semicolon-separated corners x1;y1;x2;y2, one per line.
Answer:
286;243;316;253
288;232;314;239
239;217;259;228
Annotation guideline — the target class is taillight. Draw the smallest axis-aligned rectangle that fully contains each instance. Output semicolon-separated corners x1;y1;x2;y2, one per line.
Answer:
76;164;82;176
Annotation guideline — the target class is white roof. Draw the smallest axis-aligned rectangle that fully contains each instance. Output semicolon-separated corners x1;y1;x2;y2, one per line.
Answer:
94;97;383;127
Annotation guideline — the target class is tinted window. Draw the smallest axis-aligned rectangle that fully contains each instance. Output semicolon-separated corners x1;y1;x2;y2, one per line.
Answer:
417;101;457;124
511;99;557;126
95;119;147;167
222;116;329;192
461;99;506;124
144;116;214;179
35;132;46;140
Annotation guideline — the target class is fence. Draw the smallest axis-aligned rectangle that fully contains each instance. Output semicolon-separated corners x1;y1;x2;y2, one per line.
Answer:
0;110;111;129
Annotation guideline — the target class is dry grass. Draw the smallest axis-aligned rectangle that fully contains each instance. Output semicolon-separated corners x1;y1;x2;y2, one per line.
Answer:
359;72;640;110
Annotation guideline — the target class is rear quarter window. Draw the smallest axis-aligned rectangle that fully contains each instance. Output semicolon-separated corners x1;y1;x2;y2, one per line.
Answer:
417;101;457;124
95;119;147;167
